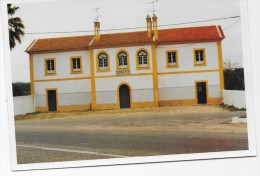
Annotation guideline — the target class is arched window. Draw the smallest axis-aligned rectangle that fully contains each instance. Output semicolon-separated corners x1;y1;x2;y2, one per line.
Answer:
138;50;148;67
98;53;108;70
118;52;128;69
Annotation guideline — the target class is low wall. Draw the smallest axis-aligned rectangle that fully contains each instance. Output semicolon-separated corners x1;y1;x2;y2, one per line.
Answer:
222;90;246;109
13;95;34;115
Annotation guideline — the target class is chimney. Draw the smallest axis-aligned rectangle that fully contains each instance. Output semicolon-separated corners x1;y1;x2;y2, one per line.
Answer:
94;20;100;41
152;14;158;41
146;15;152;37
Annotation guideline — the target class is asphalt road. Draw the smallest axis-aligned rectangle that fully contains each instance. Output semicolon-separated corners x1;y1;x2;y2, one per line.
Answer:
15;111;248;164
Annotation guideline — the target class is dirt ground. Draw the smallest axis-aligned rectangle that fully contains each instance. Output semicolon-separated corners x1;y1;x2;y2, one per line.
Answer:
16;104;230;121
15;105;247;134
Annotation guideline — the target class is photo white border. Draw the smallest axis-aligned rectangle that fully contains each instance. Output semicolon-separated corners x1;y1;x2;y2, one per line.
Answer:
0;0;259;174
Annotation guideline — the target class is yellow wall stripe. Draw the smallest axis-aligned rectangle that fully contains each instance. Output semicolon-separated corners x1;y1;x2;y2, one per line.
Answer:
35;77;91;82
217;41;224;94
90;49;97;109
29;54;35;95
151;45;159;106
158;69;219;75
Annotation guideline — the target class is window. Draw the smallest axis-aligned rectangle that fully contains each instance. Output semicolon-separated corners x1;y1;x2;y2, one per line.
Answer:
96;51;110;72
138;50;147;66
194;48;206;66
118;52;128;68
45;58;56;75
98;53;108;68
116;50;130;71
166;50;178;68
70;56;82;74
136;49;150;70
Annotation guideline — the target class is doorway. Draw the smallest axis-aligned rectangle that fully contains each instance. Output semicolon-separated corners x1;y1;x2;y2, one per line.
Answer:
119;84;130;108
196;82;207;104
47;90;57;111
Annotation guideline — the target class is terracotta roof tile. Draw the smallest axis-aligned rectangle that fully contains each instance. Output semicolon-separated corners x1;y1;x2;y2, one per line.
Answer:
91;31;153;47
26;35;94;53
157;25;224;43
26;25;224;53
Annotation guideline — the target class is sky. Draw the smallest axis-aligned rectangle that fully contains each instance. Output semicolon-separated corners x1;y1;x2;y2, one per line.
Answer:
9;0;242;82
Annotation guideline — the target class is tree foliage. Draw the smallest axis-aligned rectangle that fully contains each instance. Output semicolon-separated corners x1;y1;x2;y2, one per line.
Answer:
223;60;245;90
12;82;30;97
8;4;25;50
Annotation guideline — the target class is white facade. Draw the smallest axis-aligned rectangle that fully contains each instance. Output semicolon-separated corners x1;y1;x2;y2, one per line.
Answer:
30;41;223;111
28;23;225;112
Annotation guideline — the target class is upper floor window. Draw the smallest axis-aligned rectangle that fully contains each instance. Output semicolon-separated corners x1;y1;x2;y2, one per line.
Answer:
194;48;206;66
116;50;130;71
166;50;178;68
96;51;110;72
70;56;82;74
118;52;128;68
45;58;56;76
136;49;150;70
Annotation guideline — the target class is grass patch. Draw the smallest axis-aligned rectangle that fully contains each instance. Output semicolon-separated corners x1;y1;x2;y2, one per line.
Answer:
219;103;246;111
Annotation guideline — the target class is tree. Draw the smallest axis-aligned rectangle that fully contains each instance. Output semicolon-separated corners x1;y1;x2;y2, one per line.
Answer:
12;82;30;97
223;60;245;90
8;4;25;50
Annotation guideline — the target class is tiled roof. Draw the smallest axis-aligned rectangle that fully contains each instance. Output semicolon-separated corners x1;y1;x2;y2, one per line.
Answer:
91;31;153;47
26;25;224;53
26;35;94;53
157;25;225;44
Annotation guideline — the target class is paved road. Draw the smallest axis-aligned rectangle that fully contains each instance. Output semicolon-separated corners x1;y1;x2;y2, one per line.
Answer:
15;111;248;164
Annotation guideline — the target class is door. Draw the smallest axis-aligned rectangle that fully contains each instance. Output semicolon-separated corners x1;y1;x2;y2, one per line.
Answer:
47;90;57;111
119;84;130;108
196;82;207;104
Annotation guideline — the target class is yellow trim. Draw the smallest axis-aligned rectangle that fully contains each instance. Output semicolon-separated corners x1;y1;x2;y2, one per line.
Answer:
96;50;111;72
35;73;153;82
58;105;90;111
136;48;151;70
94;104;118;110
158;69;219;75
217;41;224;93
35;107;48;112
151;45;159;106
116;49;130;71
207;98;222;104
158;98;221;106
29;54;35;95
90;49;96;109
159;99;197;106
165;50;179;68
45;88;58;111
194;80;208;104
96;73;152;79
117;82;132;109
44;58;57;76
70;56;83;74
35;77;91;82
193;48;207;67
94;102;156;110
35;105;90;112
132;102;156;108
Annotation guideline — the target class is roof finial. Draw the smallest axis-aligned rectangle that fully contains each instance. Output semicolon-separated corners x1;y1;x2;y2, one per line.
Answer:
95;8;101;22
147;0;158;15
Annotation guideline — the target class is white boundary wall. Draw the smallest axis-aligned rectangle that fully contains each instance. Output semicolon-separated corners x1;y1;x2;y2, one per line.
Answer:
13;95;34;115
222;90;246;109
